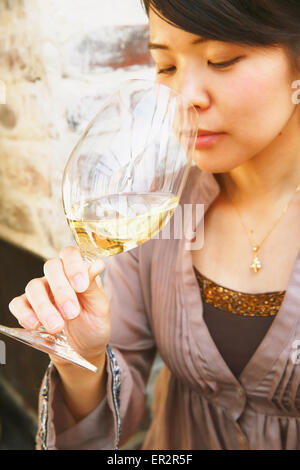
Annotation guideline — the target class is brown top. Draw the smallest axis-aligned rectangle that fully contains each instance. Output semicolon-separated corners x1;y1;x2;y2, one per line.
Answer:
36;166;300;450
194;266;285;379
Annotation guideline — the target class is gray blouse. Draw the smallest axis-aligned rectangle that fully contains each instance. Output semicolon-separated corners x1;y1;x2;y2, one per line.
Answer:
36;166;300;450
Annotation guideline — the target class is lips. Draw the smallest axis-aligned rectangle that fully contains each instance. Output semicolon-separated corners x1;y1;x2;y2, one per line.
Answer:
181;129;223;137
197;129;223;136
183;128;226;149
195;131;225;148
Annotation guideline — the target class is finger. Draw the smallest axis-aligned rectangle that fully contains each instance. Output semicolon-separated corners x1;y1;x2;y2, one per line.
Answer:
43;258;81;321
25;278;65;334
95;275;103;289
87;259;106;292
76;259;109;317
8;295;41;330
59;246;90;293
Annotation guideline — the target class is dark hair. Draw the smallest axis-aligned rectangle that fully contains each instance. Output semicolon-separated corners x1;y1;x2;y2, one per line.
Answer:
141;0;300;72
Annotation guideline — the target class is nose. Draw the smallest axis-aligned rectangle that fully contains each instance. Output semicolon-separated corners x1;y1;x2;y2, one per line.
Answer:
175;69;211;112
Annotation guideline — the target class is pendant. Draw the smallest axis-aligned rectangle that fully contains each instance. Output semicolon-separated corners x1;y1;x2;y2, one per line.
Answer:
250;245;261;273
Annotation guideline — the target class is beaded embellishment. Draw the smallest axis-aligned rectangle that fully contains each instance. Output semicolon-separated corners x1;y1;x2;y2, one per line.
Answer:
194;268;286;317
38;345;121;451
38;361;52;450
106;344;122;450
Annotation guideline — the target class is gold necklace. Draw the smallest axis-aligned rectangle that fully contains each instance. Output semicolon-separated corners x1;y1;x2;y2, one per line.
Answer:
225;182;300;274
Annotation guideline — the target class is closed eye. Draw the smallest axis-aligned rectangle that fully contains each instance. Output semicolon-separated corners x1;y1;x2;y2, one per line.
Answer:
157;56;243;75
208;56;243;69
157;66;176;75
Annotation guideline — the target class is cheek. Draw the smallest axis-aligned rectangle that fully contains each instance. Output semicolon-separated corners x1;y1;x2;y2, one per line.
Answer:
225;72;274;118
221;66;292;139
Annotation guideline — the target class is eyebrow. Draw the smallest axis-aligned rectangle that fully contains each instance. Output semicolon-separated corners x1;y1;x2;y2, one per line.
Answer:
148;37;212;50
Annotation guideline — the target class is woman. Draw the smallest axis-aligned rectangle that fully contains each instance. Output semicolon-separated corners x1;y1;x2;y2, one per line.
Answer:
8;0;300;450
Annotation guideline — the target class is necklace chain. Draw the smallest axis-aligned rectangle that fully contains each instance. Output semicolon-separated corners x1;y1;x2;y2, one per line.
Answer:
225;182;300;273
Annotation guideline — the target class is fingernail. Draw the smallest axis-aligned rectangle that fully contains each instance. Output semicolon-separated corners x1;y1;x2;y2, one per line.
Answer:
94;260;105;270
45;316;64;332
61;301;79;320
26;316;40;329
72;274;88;292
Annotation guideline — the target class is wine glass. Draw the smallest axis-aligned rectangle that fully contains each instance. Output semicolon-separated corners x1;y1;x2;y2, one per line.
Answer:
0;79;199;372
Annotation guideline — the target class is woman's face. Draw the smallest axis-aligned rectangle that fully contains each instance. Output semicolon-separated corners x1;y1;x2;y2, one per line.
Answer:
148;8;300;173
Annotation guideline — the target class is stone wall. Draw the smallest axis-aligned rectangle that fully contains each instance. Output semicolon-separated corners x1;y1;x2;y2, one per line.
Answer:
0;2;164;450
0;0;154;260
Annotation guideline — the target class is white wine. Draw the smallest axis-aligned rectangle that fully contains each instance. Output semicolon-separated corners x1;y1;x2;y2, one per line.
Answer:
66;192;179;260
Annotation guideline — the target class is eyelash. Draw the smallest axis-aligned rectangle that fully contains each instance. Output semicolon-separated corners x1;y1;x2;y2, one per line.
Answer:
157;66;176;75
208;56;242;69
157;57;242;75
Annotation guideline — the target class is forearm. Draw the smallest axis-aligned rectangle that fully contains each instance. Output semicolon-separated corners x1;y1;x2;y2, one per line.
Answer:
52;351;108;422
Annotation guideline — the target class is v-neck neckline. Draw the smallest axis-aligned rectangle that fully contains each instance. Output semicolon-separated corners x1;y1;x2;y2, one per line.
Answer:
176;167;300;390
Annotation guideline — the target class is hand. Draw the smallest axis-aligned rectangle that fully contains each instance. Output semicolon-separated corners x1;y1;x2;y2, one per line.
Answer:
8;246;111;364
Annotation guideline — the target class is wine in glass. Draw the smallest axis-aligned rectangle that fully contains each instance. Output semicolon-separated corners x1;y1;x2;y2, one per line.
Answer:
0;79;199;372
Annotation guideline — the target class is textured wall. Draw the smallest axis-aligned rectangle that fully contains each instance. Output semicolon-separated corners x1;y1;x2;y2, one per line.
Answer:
0;0;154;260
0;2;163;450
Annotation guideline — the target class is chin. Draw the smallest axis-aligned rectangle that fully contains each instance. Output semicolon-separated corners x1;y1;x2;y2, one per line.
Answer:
192;150;241;174
192;155;226;173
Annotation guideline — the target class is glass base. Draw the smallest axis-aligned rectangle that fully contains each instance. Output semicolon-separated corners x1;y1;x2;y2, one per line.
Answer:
0;325;98;373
